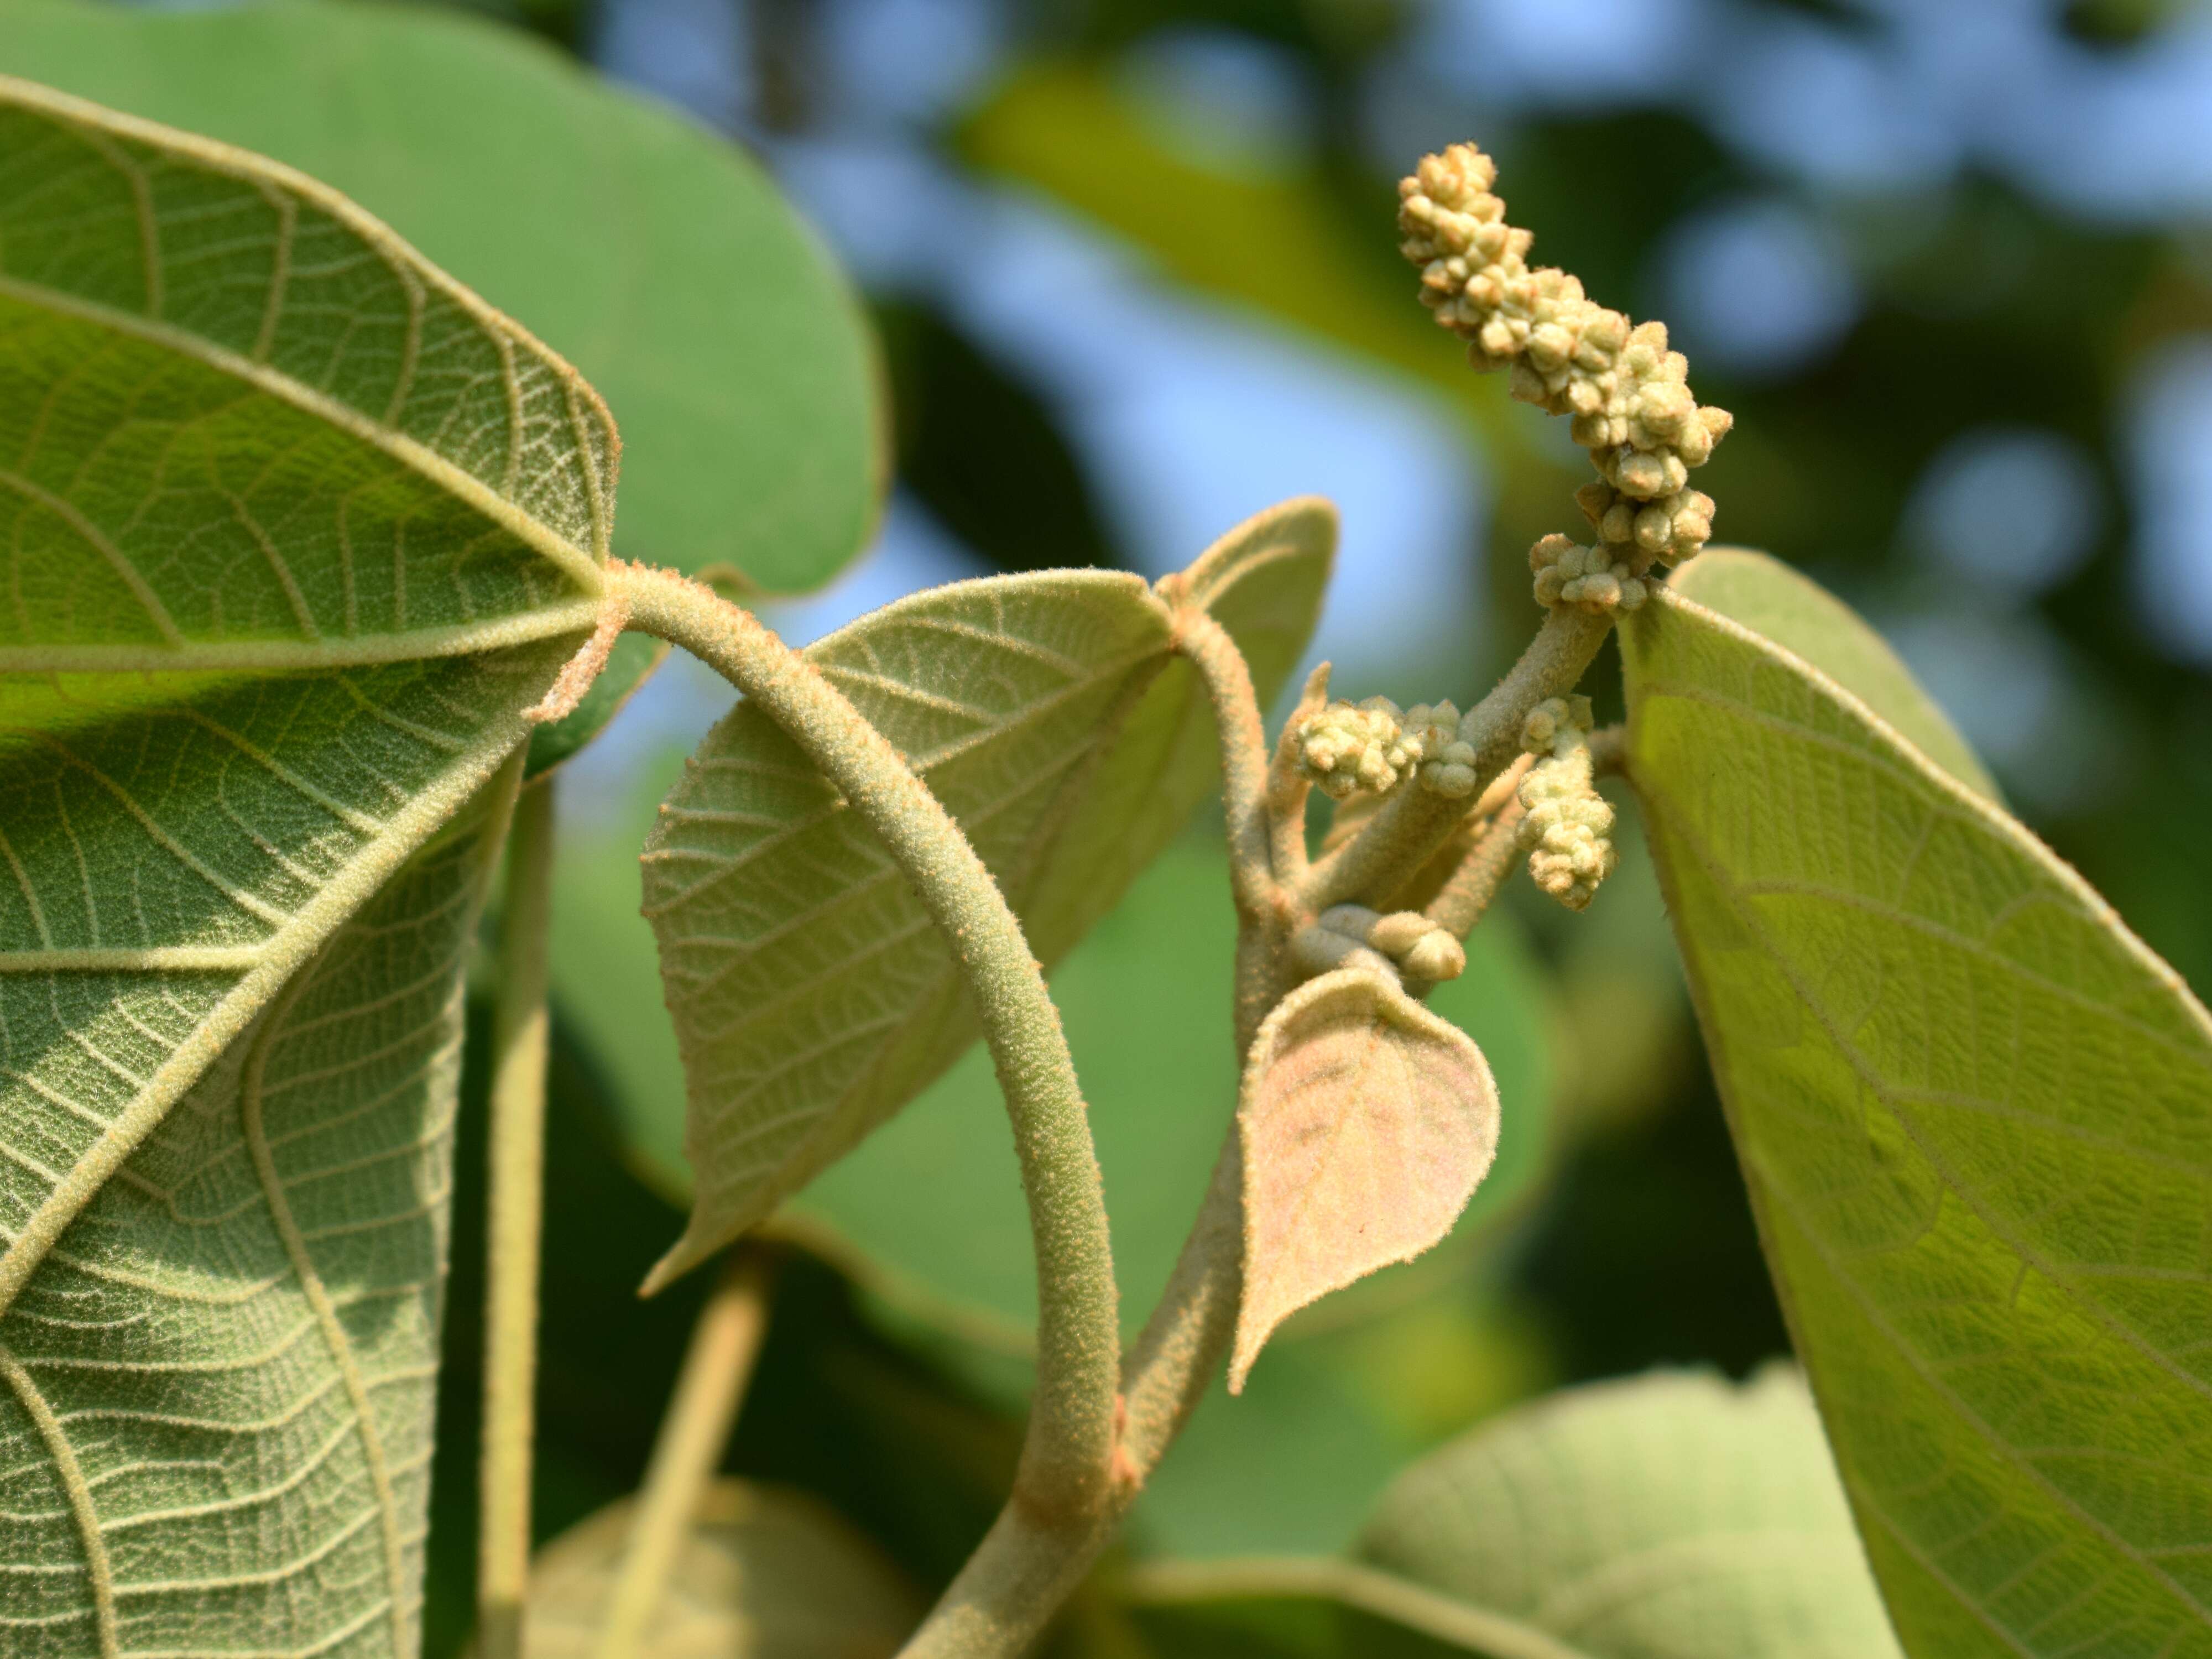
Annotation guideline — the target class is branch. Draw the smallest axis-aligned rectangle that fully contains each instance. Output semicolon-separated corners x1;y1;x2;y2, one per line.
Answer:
609;564;1124;1650
1301;607;1611;912
593;1248;775;1658
477;773;557;1659
1423;795;1530;943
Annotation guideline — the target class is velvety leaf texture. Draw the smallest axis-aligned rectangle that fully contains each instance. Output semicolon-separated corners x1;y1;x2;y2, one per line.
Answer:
641;498;1334;1289
1357;1366;1903;1657
0;79;611;1655
1622;576;2212;1658
1231;967;1499;1392
521;1480;921;1658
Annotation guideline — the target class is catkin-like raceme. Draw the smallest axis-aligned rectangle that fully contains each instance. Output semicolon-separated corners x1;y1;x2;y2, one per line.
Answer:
1399;143;1732;609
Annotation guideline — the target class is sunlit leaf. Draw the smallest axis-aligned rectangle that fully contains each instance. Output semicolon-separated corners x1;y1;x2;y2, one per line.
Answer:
1668;549;1997;800
1230;968;1498;1392
640;499;1333;1290
1;0;881;762
520;1479;921;1658
1623;575;2212;1657
0;78;609;1653
1350;1366;1903;1657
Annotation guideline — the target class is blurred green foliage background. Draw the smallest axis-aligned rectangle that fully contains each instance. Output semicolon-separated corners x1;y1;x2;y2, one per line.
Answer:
85;0;2204;1648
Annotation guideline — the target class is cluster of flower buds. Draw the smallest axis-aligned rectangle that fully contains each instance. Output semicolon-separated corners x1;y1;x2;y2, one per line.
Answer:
1517;696;1616;911
1293;904;1468;990
1296;697;1424;799
1402;701;1481;797
1397;143;1732;598
1529;533;1648;615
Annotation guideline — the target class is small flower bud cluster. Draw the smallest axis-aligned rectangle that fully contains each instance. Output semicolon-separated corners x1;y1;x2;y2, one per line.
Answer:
1397;143;1732;601
1297;697;1422;800
1402;701;1481;797
1517;696;1616;911
1529;533;1649;615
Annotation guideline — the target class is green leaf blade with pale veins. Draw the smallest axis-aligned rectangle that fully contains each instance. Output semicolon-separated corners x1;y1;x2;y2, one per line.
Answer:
0;76;615;1656
1621;567;2212;1658
643;498;1334;1289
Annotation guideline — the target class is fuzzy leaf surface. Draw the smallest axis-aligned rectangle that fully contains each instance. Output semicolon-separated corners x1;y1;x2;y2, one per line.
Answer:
1353;1366;1903;1657
521;1479;921;1658
1230;968;1499;1391
1668;549;1997;800
642;499;1334;1288
0;79;609;1655
1622;573;2212;1658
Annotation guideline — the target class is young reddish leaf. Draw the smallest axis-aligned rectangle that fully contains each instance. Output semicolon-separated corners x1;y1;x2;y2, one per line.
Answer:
1232;968;1500;1391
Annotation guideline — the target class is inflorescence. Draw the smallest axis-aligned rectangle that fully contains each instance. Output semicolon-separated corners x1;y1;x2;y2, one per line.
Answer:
1398;143;1732;612
1295;696;1488;802
1517;696;1616;911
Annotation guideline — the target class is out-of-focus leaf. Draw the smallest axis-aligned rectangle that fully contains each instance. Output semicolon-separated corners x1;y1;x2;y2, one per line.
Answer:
520;1479;921;1657
1623;580;2212;1657
0;0;883;606
1232;969;1499;1391
1667;549;1997;799
640;500;1333;1290
958;64;1521;458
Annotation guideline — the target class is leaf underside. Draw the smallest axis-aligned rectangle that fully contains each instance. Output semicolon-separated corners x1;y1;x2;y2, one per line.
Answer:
1231;967;1498;1392
521;1479;921;1658
1623;577;2212;1658
0;80;611;1655
1357;1366;1903;1657
641;498;1334;1290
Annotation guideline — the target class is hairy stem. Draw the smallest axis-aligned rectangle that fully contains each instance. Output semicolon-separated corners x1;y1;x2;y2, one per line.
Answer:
1172;611;1276;919
1425;795;1530;942
593;1248;775;1659
477;774;556;1659
1121;1556;1587;1659
1303;607;1611;912
609;564;1123;1651
1266;664;1332;890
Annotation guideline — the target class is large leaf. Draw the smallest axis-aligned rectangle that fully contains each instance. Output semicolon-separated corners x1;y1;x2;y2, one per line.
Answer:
1;0;883;769
0;78;609;1653
2;785;513;1658
1345;1366;1903;1657
1622;572;2212;1657
519;1479;921;1658
1667;550;1997;800
639;499;1333;1288
0;0;878;596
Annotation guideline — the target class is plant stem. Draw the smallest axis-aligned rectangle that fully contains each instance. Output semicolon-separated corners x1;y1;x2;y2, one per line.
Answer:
477;773;557;1659
593;1247;775;1659
1425;796;1530;942
1303;608;1611;912
1172;611;1276;919
608;563;1124;1649
1120;1556;1588;1659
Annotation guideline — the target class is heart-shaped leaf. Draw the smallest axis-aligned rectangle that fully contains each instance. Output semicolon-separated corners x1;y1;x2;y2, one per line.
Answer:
1232;967;1500;1392
520;1479;922;1658
1350;1366;1903;1657
640;499;1333;1290
0;78;612;1653
1623;568;2212;1657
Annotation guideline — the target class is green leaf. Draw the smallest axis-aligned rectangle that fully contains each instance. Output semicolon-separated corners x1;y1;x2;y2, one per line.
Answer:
1667;549;1998;799
1621;577;2212;1657
520;1479;922;1657
1232;968;1499;1393
0;0;882;603
1346;1366;1902;1657
4;780;519;1657
639;499;1334;1290
0;77;608;1652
